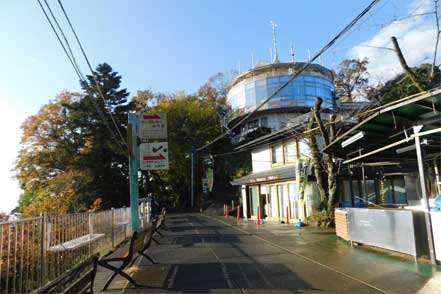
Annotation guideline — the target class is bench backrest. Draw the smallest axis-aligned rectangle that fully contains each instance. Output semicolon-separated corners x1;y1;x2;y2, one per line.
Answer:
133;229;149;253
142;224;154;249
36;254;98;293
155;210;166;229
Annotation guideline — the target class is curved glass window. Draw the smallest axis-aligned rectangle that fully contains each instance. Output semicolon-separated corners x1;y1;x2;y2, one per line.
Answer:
227;74;334;113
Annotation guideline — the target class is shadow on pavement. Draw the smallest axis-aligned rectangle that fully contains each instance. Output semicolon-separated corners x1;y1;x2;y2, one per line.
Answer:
171;234;240;247
168;225;224;233
126;262;315;293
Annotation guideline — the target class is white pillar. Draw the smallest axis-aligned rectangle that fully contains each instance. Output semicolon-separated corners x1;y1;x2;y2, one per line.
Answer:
241;185;248;218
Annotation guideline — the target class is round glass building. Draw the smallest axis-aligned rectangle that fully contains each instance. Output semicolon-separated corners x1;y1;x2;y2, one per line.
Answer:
227;62;335;120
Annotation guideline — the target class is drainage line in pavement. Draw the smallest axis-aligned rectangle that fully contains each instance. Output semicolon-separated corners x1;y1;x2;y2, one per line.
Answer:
203;214;389;294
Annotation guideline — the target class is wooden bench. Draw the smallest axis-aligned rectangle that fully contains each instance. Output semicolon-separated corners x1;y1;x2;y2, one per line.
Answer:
152;209;166;245
98;225;157;291
130;224;157;266
36;254;98;293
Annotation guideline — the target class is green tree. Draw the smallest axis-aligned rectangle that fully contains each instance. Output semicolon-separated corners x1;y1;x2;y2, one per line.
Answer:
378;64;441;102
68;63;130;208
15;63;132;215
131;74;231;208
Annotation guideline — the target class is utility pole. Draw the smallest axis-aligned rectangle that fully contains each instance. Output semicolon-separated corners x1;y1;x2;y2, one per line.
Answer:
128;113;139;232
191;147;195;209
414;125;436;265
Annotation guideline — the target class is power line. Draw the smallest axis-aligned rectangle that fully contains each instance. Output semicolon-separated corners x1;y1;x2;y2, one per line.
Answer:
42;0;85;81
36;0;127;153
36;0;83;80
57;0;128;148
197;0;382;152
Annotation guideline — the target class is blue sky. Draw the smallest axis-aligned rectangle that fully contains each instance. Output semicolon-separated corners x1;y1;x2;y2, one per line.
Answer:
0;0;437;212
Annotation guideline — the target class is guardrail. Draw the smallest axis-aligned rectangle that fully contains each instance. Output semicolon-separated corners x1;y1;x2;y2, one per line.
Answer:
0;201;151;294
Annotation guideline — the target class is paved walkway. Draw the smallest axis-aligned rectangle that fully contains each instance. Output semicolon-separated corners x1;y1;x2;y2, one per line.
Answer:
95;213;441;293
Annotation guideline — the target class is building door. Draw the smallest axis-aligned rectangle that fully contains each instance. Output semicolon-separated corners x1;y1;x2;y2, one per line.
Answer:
278;184;288;220
249;186;259;217
288;183;298;219
269;185;278;218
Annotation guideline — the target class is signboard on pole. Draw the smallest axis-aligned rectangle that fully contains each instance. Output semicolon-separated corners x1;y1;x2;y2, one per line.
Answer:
139;142;169;170
138;113;167;140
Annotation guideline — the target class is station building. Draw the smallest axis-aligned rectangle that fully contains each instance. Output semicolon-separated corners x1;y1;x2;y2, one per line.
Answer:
227;61;335;222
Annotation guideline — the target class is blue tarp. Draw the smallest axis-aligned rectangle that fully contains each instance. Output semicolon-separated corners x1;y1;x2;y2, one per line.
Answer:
339;201;368;208
431;194;441;211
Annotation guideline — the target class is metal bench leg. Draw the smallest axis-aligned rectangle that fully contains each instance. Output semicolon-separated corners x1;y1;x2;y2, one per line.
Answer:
117;270;143;288
102;271;118;291
129;254;140;267
156;230;164;237
152;237;160;245
140;252;157;264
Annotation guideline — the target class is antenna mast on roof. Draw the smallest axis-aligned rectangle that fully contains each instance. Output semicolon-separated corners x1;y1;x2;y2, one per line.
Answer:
290;42;295;62
290;42;296;75
270;20;279;63
269;47;273;63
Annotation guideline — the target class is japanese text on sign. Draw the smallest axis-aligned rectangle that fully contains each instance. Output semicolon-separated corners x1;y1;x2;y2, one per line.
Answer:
138;113;167;140
139;142;169;170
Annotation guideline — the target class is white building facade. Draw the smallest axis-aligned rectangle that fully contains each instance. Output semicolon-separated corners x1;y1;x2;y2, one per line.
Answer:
232;137;320;223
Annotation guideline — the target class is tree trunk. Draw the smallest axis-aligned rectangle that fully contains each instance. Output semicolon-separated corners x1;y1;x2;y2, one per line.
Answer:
307;113;327;205
391;36;425;92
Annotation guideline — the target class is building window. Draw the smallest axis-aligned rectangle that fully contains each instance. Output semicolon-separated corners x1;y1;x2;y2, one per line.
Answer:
260;117;268;128
271;144;283;164
284;141;296;162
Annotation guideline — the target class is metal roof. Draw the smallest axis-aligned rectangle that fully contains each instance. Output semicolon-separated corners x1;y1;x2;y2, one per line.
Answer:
231;164;296;186
323;87;441;165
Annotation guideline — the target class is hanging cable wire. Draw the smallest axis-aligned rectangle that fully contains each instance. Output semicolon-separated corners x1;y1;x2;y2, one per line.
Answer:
36;0;83;80
42;0;85;81
197;0;382;152
36;0;127;153
57;0;128;148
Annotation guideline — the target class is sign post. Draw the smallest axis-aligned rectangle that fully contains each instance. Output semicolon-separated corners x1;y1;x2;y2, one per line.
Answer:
128;113;139;232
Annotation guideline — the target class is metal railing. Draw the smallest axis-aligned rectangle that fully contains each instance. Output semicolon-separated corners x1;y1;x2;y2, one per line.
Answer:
0;201;151;294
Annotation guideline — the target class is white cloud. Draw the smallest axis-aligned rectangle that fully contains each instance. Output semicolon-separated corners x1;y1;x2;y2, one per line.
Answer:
349;0;438;84
0;94;26;213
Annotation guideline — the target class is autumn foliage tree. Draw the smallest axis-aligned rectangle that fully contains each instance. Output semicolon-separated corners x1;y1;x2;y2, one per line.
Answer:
132;80;228;208
334;58;370;102
15;92;94;215
15;64;233;215
15;63;131;216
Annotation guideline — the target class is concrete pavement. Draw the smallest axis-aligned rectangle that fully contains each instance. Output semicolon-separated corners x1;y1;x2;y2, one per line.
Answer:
95;213;441;293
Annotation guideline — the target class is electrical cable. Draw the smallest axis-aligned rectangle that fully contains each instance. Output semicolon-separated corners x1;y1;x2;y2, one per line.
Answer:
36;0;83;81
57;0;128;148
36;0;127;153
42;0;85;81
196;0;382;153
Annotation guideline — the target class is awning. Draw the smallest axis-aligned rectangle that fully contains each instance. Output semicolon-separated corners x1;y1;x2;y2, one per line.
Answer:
231;165;296;186
323;87;441;165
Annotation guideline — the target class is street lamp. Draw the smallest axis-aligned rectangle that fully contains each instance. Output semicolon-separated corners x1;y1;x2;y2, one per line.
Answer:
185;147;195;209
